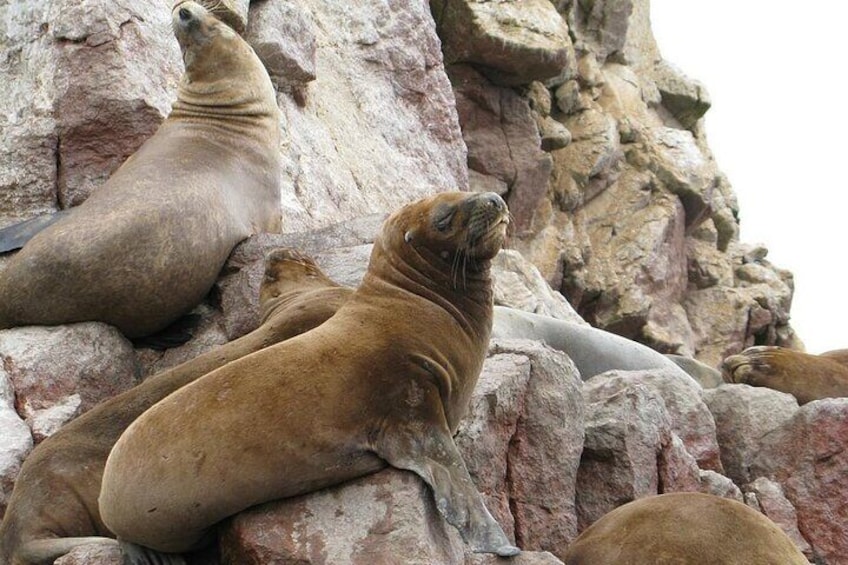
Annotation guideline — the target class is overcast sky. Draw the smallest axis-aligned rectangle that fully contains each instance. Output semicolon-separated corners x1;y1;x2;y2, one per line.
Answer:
649;1;848;353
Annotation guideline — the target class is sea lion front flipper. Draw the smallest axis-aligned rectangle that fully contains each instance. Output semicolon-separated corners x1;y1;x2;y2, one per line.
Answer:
0;211;71;253
119;539;187;565
375;388;520;557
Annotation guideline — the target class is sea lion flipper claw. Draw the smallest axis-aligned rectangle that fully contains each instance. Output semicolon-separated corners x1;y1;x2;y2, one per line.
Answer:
377;408;519;557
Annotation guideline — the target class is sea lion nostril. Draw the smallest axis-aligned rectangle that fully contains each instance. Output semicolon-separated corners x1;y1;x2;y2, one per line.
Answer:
179;7;191;21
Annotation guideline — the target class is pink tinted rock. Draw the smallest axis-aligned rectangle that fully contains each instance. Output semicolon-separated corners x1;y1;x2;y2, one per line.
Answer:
466;551;564;565
657;433;701;494
0;323;139;441
49;0;182;207
457;340;583;557
744;477;813;559
220;468;466;564
450;64;553;236
751;399;848;564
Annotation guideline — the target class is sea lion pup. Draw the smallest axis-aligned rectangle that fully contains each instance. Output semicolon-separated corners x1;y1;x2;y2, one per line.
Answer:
100;191;519;560
722;345;848;404
0;1;281;338
562;493;808;564
0;249;344;565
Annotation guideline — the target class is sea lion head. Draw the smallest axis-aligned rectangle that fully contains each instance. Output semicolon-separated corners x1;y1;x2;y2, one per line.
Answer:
721;345;780;384
260;248;340;304
390;191;510;267
171;1;251;83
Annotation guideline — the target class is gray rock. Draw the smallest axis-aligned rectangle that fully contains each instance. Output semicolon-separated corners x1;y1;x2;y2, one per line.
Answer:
0;372;33;516
702;384;799;485
744;477;813;559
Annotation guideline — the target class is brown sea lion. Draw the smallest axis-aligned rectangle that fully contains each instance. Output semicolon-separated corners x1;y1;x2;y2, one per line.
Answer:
0;1;281;338
721;345;848;404
562;493;808;564
0;249;344;565
99;191;519;560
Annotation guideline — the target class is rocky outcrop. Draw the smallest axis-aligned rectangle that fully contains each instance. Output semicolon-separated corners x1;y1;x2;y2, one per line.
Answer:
0;0;838;562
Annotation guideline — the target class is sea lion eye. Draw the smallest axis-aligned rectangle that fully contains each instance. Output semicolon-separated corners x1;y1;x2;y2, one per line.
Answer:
404;231;413;243
434;207;455;232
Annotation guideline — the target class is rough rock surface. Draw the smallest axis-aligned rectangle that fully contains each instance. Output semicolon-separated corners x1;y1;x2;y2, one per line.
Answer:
702;384;799;485
751;399;848;564
0;0;832;562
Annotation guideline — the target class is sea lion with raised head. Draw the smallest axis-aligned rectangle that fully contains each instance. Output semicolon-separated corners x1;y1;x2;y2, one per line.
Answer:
722;345;848;404
0;249;344;565
562;493;808;564
0;1;281;338
99;191;519;561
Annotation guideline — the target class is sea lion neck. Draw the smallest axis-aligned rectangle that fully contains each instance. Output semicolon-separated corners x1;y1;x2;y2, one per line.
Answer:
361;233;494;340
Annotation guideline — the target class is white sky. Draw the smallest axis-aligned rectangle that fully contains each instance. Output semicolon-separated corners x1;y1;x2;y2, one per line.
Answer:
649;1;848;353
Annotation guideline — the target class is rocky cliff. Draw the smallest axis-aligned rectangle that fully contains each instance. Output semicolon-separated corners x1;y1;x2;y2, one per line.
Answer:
2;1;844;564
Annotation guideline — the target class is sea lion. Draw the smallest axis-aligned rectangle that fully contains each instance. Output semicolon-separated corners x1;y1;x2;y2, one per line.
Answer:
0;1;281;338
666;353;723;388
562;492;808;564
0;249;344;565
99;191;519;560
721;345;848;404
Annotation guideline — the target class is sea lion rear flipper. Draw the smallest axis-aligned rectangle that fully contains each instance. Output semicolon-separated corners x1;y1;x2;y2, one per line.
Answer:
0;211;71;253
18;536;119;563
119;539;187;565
376;390;520;557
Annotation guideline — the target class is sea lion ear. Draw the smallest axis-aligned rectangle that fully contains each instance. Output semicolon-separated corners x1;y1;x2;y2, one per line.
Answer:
404;230;414;243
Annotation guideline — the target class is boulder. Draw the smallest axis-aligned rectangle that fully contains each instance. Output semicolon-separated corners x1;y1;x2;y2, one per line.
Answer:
0;323;139;442
751;399;848;564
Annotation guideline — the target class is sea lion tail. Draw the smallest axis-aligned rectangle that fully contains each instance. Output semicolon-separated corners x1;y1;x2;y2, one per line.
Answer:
0;211;71;254
18;536;119;563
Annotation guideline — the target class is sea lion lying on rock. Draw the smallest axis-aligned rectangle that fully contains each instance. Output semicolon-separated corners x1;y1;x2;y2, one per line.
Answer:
99;191;518;561
0;1;281;338
0;249;340;565
562;493;808;564
722;345;848;404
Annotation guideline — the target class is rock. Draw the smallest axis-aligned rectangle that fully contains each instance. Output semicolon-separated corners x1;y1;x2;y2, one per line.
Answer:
697;470;743;502
50;0;182;207
432;0;574;85
492;250;584;323
277;0;467;231
460;340;584;557
553;107;621;203
744;477;813;559
450;64;553;235
651;60;711;129
751;399;848;564
576;380;674;531
0;323;139;442
657;433;701;493
645;127;715;228
583;369;721;471
245;0;316;90
703;384;799;486
220;468;467;564
0;372;33;517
